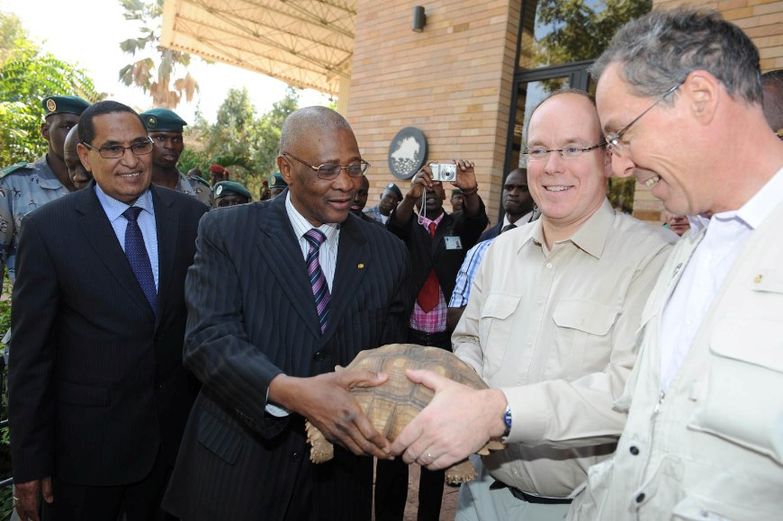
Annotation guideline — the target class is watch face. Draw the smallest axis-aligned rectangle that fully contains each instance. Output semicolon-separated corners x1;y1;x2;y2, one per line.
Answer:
388;127;428;180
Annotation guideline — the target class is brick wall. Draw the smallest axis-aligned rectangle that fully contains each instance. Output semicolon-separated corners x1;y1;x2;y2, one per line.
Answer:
346;0;519;221
345;0;783;223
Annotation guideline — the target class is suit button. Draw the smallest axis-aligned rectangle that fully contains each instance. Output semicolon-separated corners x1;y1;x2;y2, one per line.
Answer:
155;383;163;390
635;493;645;503
313;351;328;361
291;451;300;459
629;445;639;456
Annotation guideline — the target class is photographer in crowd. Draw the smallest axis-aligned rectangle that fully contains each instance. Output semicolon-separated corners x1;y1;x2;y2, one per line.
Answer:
379;160;487;521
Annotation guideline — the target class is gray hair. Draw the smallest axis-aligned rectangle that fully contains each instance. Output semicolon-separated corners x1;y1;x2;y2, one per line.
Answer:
762;69;783;130
589;8;762;105
279;106;353;154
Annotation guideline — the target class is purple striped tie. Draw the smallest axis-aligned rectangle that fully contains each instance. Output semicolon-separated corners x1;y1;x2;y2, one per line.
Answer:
304;229;330;334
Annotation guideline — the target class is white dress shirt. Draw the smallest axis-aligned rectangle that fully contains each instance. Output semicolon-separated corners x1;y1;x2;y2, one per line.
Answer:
660;168;783;389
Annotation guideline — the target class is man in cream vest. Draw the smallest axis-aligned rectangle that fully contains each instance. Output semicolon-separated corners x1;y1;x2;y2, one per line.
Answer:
567;8;783;520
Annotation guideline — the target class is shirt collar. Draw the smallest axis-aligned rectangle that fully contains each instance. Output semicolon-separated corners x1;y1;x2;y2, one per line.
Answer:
417;210;445;230
285;191;340;242
689;167;783;233
530;198;613;259
94;183;154;221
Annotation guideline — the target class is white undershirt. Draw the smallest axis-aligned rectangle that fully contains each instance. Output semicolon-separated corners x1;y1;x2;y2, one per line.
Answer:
659;168;783;390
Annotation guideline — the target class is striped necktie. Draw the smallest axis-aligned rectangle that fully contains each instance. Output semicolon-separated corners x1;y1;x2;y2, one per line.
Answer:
304;229;331;334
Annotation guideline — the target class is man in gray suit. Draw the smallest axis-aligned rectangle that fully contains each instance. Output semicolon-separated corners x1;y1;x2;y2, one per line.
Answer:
163;106;411;521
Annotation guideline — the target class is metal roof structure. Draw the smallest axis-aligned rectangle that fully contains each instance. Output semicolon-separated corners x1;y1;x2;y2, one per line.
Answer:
160;0;356;96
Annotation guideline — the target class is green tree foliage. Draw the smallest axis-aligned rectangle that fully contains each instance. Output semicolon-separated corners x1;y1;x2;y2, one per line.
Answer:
185;87;300;195
533;0;652;66
118;0;197;108
0;13;101;166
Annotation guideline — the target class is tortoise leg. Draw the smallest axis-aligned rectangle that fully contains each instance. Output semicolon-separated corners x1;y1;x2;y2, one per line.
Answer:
306;420;335;463
444;459;477;485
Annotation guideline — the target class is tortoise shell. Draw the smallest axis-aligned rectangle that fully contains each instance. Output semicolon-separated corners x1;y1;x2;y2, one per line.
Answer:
306;343;503;484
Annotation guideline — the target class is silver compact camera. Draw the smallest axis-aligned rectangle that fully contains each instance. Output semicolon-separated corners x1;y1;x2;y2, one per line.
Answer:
429;162;457;182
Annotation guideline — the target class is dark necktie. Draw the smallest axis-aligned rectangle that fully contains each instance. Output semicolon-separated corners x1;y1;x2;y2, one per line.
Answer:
122;206;158;316
304;229;331;334
417;221;440;312
501;223;517;234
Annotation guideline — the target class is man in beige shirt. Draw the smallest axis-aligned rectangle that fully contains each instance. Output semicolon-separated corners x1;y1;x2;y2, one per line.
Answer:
566;9;783;520
390;90;675;520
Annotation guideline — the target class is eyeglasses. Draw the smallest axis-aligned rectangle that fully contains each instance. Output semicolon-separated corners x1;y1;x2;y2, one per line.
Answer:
605;81;683;156
523;142;605;164
283;152;370;180
81;137;154;159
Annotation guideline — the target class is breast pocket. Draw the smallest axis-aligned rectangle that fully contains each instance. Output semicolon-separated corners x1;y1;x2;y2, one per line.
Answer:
552;299;621;377
478;293;522;378
689;318;783;464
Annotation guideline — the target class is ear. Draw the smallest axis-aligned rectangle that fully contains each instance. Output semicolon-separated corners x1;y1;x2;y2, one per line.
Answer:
76;143;92;174
277;155;293;184
681;70;720;125
40;121;49;141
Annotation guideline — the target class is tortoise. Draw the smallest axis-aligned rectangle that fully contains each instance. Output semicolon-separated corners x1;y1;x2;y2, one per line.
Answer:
306;343;504;484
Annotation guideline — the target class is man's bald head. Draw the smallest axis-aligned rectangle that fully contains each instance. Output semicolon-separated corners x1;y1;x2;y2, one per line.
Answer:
279;106;354;155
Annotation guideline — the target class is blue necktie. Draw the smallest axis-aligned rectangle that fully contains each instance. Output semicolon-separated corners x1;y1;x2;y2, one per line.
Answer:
304;229;330;334
123;206;158;316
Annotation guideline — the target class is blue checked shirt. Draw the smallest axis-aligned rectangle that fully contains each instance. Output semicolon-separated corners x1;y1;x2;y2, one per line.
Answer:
448;238;494;308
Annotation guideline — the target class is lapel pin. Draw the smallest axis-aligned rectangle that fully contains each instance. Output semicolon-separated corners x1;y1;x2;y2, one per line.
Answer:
357;263;365;269
753;274;763;284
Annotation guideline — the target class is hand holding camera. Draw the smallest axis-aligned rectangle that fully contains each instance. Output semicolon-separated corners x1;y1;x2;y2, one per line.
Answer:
410;160;477;193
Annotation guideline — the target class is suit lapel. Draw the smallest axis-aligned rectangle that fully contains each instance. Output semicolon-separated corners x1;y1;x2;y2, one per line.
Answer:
75;185;154;319
151;186;177;329
256;198;322;338
323;216;367;343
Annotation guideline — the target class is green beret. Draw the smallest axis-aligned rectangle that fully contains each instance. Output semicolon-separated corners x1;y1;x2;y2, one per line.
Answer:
140;108;187;132
41;95;90;117
214;181;251;200
270;172;288;189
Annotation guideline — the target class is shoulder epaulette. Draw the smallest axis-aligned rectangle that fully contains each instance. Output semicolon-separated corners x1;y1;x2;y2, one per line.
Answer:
0;162;31;177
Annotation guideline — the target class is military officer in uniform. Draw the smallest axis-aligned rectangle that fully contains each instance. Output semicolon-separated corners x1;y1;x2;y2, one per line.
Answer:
269;172;288;198
140;107;212;206
213;180;252;207
0;94;90;283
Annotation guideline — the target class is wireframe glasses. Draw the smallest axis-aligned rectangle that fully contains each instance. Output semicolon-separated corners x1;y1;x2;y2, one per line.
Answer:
81;137;154;159
523;142;605;165
283;152;370;180
605;81;684;156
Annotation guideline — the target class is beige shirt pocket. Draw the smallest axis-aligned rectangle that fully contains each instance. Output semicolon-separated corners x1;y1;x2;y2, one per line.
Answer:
689;318;783;464
478;293;522;379
552;299;621;378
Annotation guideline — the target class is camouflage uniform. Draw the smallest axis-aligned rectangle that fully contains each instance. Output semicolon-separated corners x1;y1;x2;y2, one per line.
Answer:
0;156;69;282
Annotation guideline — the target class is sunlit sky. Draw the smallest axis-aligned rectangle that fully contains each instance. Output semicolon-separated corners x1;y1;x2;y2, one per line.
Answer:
1;0;331;123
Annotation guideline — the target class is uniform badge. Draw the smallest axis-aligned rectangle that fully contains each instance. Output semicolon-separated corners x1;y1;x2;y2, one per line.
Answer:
46;98;57;113
146;116;157;128
215;185;223;196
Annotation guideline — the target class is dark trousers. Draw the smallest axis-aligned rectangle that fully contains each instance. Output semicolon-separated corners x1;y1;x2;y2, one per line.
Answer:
375;459;444;521
374;328;450;521
42;450;174;521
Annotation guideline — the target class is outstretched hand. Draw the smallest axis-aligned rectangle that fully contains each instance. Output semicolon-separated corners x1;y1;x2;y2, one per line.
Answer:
389;368;506;469
271;369;392;459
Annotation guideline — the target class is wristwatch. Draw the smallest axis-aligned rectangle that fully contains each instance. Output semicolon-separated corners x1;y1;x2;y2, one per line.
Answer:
502;405;512;437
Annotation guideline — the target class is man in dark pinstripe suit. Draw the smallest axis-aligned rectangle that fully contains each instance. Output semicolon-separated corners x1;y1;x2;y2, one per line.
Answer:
163;107;412;521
